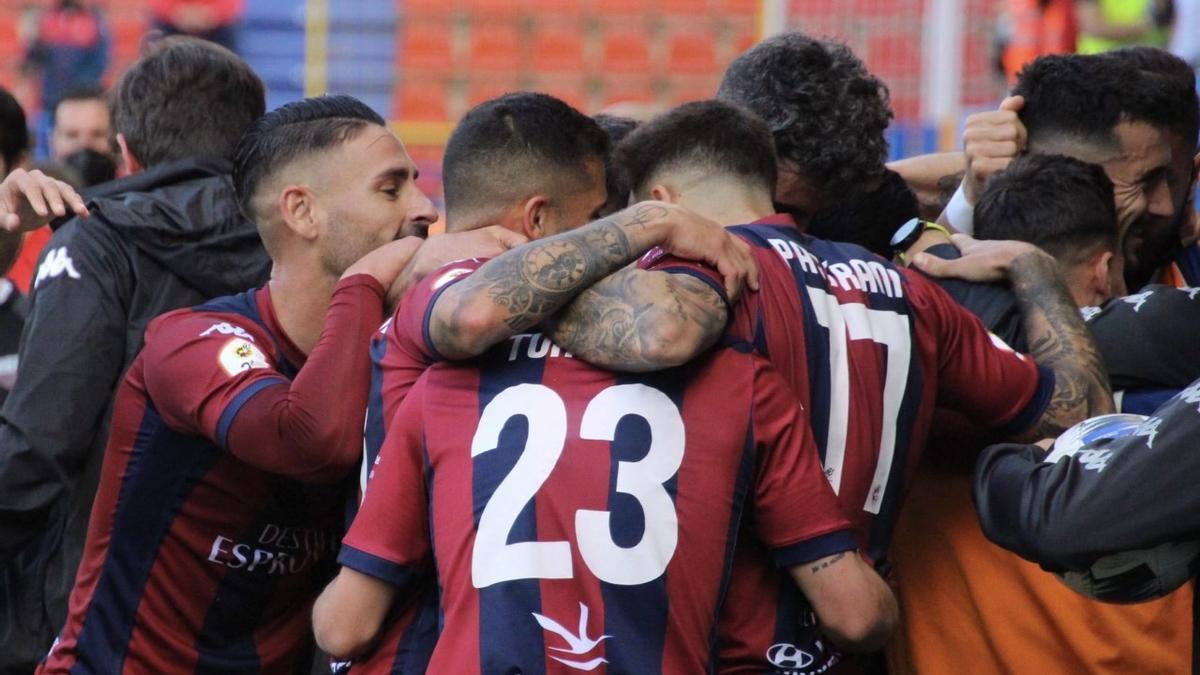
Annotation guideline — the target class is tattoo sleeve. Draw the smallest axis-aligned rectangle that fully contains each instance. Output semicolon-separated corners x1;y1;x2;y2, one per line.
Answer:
1010;251;1115;439
547;269;728;372
428;204;670;359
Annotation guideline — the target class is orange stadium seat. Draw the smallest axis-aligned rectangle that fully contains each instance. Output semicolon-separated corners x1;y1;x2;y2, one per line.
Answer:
592;0;650;15
661;0;710;15
600;75;657;107
718;0;760;15
529;0;586;16
531;75;588;111
601;32;651;73
467;0;527;18
395;78;450;122
467;75;521;107
667;32;716;74
532;26;585;72
400;21;455;71
468;24;523;70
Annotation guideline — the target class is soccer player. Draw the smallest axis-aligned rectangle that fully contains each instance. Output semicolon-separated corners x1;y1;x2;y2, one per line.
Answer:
889;154;1193;675
38;95;438;672
315;323;896;673
411;99;1111;672
353;91;756;673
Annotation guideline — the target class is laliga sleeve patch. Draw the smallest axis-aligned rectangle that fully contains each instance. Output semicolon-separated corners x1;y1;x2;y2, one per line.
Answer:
430;266;474;291
219;338;270;376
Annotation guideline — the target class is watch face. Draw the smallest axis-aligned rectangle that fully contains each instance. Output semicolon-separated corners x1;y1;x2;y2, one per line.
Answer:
890;217;922;250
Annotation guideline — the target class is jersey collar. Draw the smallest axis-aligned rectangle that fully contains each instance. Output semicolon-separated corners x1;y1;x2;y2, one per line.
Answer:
750;213;800;229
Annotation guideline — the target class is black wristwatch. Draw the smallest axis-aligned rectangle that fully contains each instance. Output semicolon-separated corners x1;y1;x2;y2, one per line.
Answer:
889;218;951;253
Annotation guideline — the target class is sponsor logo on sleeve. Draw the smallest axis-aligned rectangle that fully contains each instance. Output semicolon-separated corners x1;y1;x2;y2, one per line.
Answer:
218;338;269;376
200;322;256;342
987;332;1026;360
33;247;81;288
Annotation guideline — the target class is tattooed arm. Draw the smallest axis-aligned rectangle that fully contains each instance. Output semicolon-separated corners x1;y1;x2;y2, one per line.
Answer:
428;202;755;359
912;235;1114;439
1008;251;1115;438
546;267;728;371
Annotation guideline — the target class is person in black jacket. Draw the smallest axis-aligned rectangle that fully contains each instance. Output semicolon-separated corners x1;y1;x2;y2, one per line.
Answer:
0;36;269;672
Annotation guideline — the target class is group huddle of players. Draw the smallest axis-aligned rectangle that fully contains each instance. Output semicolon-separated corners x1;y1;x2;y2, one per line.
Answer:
2;28;1199;675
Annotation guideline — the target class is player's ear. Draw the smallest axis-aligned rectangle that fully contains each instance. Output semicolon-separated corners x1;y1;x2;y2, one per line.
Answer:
1087;249;1117;305
521;195;551;240
116;133;142;174
278;184;321;242
649;184;679;204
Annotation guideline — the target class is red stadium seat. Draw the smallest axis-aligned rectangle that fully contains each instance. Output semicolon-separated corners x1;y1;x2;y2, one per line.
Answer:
467;75;521;107
593;0;650;16
395;78;451;122
400;21;455;72
403;0;460;15
0;14;20;59
667;32;716;74
717;0;759;15
468;23;523;71
601;32;651;73
531;75;589;111
467;0;527;18
532;26;585;72
661;0;710;15
111;14;147;60
600;75;657;107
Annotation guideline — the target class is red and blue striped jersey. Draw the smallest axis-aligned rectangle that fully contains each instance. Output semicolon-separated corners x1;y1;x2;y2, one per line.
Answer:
343;331;854;674
40;286;356;674
650;215;1053;673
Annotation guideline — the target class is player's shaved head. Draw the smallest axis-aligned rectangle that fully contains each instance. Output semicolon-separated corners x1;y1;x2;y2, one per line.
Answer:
615;99;777;199
232;95;387;252
441;92;609;230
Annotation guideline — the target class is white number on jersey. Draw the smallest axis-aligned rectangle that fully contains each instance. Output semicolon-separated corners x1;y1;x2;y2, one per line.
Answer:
806;287;912;514
470;383;684;588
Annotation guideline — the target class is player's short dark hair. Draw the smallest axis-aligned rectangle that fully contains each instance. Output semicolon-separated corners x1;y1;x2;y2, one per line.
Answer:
593;114;640;216
0;87;28;173
233;94;386;223
717;33;893;197
113;36;265;167
1014;54;1176;153
442;92;609;220
976;153;1117;264
53;83;107;120
1103;47;1199;150
614;99;777;197
807;168;919;257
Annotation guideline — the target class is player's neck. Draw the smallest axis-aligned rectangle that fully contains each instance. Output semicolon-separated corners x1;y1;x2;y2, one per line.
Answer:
676;183;774;226
265;265;339;355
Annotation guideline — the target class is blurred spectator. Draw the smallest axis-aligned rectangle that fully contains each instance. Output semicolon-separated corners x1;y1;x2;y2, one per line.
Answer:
20;0;109;127
49;84;111;164
999;0;1078;84
1076;0;1172;54
149;0;245;53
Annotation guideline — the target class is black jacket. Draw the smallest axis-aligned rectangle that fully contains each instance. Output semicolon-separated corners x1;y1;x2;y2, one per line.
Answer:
0;157;270;672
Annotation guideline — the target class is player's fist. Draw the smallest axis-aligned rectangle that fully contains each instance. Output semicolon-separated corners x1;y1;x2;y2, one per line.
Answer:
0;168;89;232
962;96;1027;204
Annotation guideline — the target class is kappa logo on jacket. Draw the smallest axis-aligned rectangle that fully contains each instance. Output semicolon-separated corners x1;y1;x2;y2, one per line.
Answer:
34;247;81;289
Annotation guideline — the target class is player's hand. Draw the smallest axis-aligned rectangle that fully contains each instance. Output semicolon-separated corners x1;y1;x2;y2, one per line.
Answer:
961;96;1026;204
910;233;1043;283
657;206;760;301
0;168;89;233
387;226;528;305
342;236;425;290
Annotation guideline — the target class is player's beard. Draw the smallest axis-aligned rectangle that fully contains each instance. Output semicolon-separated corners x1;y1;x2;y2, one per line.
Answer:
320;214;385;278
